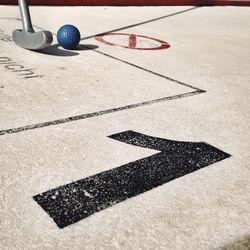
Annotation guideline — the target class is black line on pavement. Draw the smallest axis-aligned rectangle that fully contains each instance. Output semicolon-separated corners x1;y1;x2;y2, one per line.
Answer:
81;7;200;41
92;49;203;91
0;90;204;136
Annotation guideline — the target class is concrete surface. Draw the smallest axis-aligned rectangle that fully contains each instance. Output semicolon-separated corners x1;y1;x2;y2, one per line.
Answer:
0;5;249;250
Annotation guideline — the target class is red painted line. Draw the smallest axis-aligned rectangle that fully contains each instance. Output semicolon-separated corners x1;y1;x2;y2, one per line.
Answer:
1;0;250;5
129;34;137;49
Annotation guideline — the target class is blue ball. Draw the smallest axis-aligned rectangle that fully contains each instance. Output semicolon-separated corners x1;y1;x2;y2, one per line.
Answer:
57;24;81;50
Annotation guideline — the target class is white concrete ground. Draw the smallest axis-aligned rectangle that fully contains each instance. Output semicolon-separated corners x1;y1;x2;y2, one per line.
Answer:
0;5;249;250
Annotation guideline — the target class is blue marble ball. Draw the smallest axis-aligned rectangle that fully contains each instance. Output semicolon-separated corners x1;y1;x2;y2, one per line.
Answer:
57;24;81;50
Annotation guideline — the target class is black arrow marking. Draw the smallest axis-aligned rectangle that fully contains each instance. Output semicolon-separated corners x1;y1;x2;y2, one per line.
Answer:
33;131;231;228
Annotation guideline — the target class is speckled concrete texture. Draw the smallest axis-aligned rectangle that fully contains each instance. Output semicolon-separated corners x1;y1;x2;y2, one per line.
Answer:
0;5;249;250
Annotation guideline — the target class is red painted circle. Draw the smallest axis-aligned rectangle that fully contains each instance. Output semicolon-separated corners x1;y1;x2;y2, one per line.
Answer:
95;33;170;50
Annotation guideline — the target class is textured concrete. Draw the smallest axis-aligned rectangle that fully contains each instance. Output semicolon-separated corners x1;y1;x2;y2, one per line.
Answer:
0;6;249;250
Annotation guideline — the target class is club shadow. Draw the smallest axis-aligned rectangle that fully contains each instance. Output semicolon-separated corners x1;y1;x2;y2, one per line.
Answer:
37;45;79;57
37;44;98;56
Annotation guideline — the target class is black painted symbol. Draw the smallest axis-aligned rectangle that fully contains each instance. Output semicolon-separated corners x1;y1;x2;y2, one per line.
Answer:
34;131;231;228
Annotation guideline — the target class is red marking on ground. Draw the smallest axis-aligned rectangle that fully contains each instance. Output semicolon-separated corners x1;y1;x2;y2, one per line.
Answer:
129;34;137;49
1;0;250;6
95;33;170;51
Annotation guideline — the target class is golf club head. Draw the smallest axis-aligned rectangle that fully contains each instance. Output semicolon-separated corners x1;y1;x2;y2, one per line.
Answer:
12;29;53;50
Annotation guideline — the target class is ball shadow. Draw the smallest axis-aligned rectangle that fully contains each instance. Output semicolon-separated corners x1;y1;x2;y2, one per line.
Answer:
77;44;99;51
